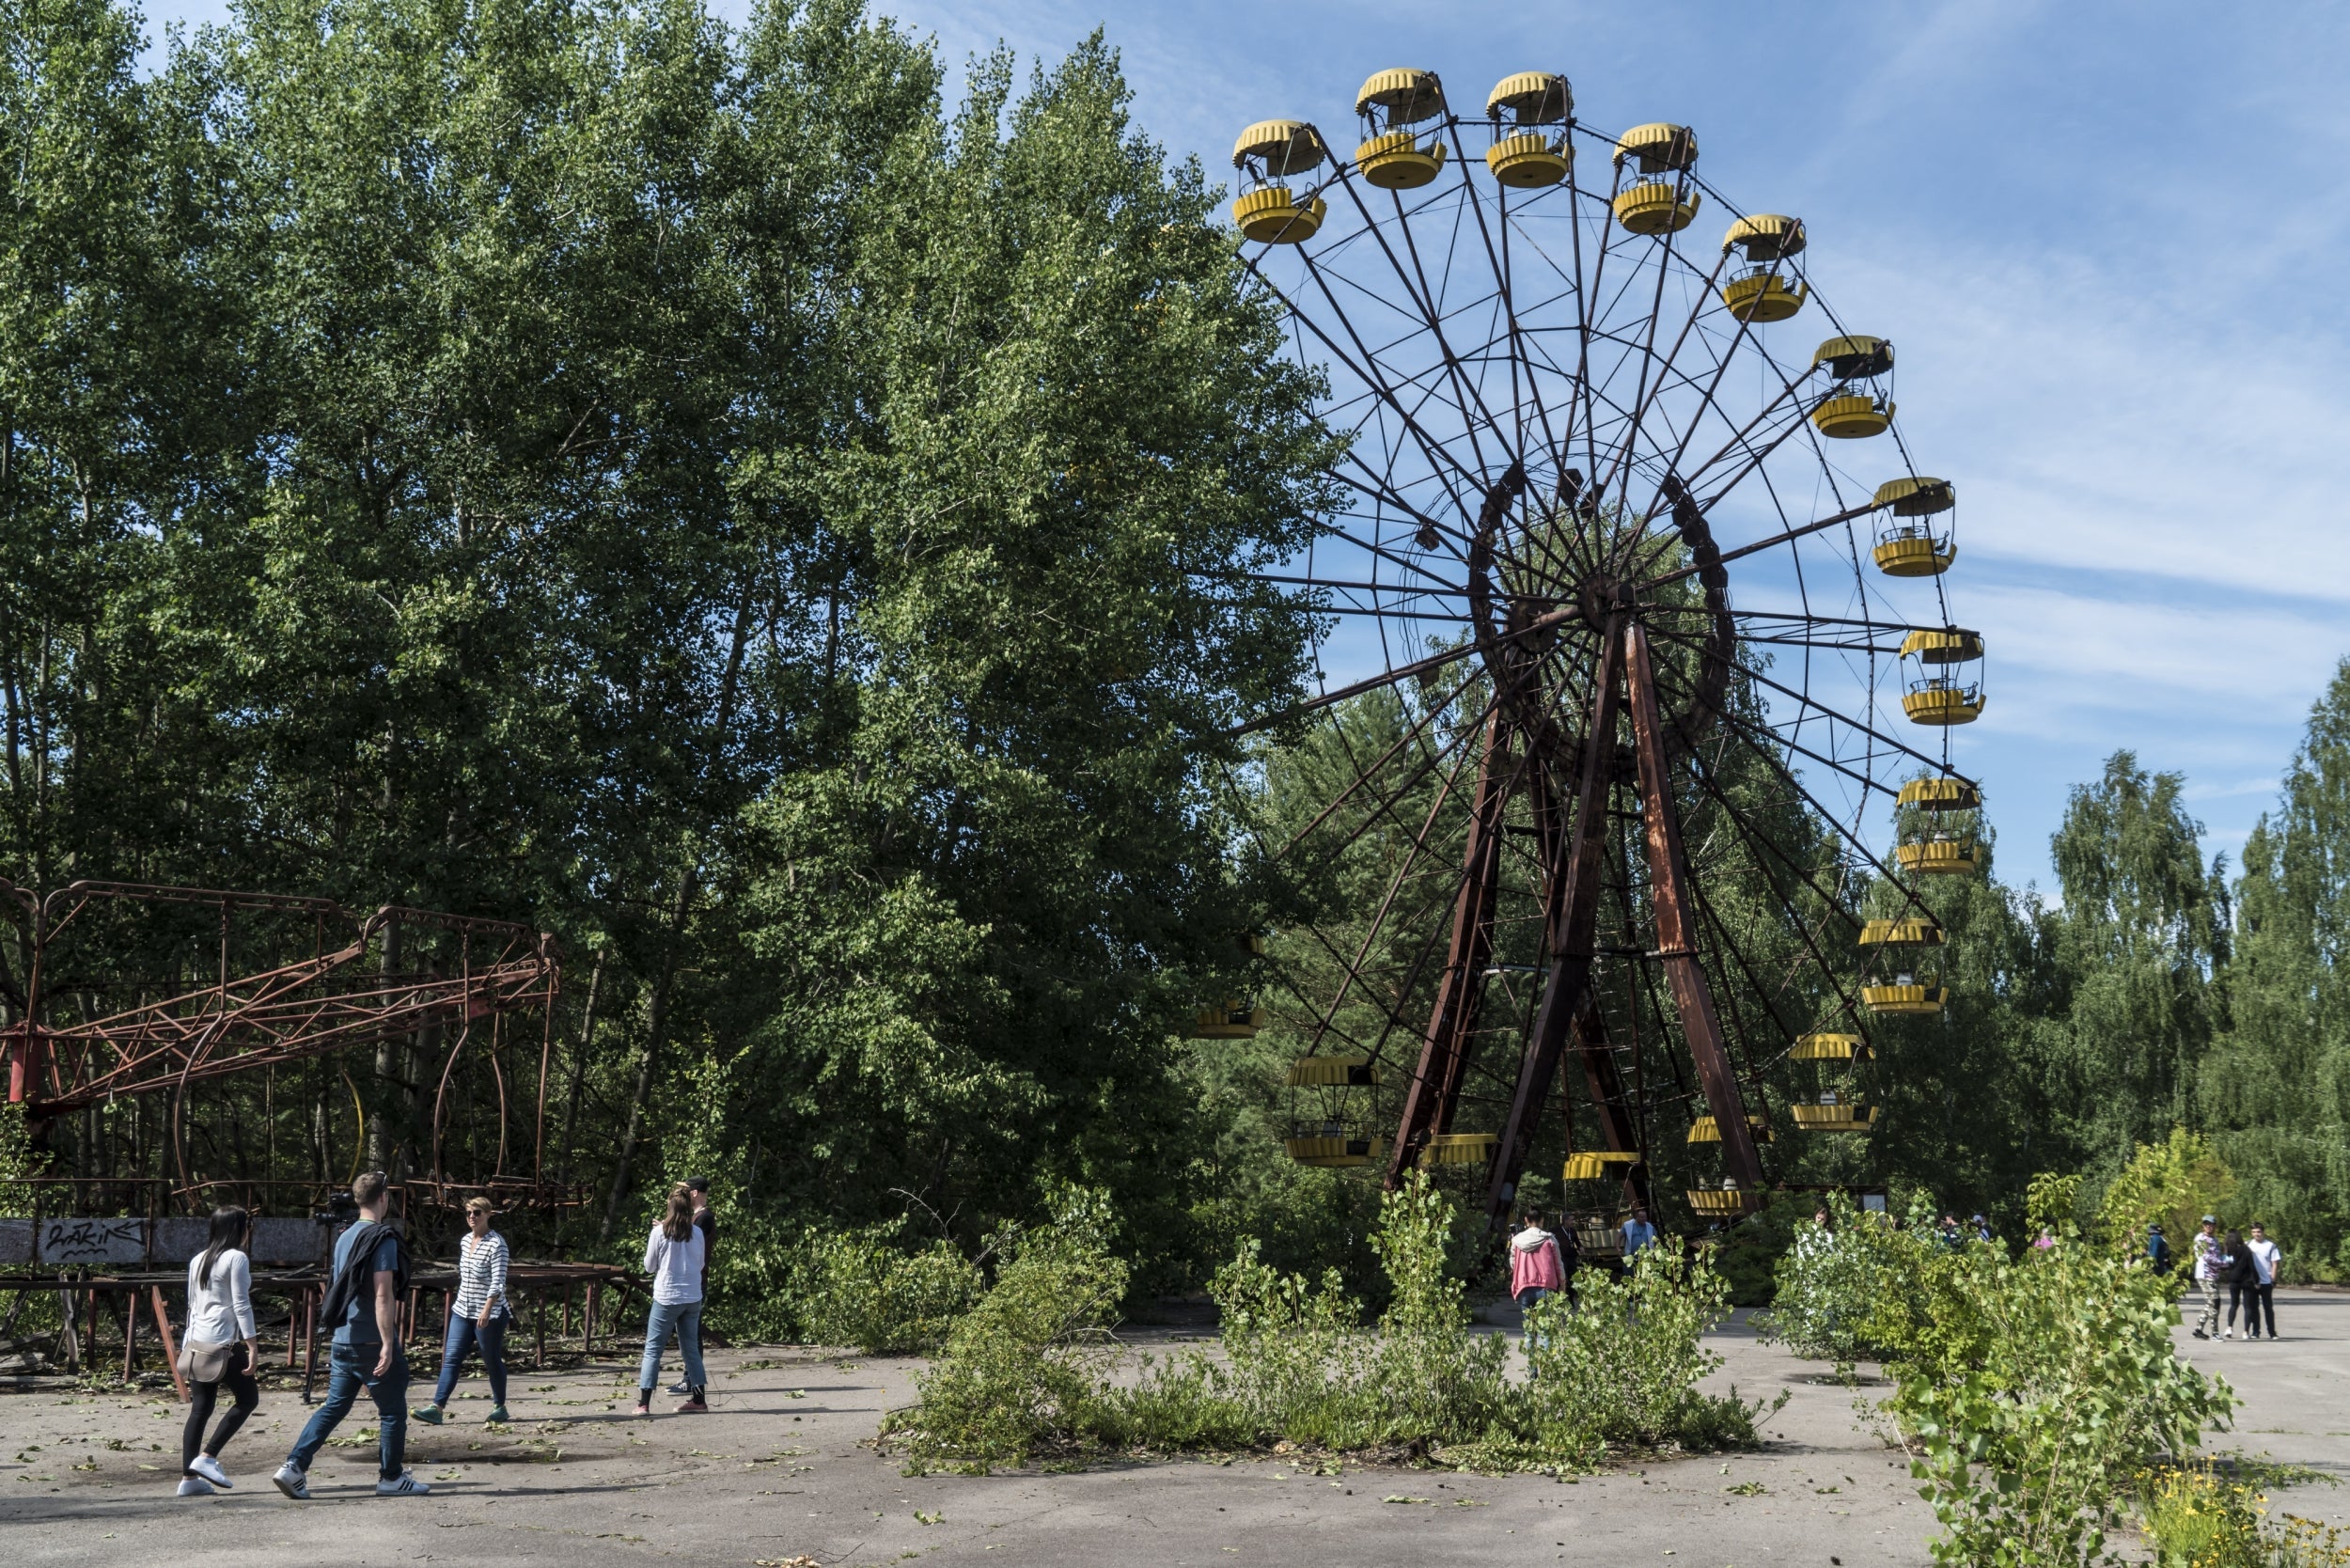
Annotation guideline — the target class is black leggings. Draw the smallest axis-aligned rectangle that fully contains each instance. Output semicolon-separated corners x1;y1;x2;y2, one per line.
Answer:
2227;1281;2264;1336
182;1343;259;1472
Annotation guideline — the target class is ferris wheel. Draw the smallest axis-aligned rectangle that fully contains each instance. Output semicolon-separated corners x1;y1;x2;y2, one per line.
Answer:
1215;66;1987;1237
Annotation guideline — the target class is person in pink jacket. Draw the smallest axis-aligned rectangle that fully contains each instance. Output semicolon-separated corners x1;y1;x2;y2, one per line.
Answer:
1511;1210;1566;1351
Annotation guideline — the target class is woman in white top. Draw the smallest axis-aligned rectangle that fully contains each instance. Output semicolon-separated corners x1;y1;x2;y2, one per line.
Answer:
634;1184;707;1417
179;1206;259;1497
414;1195;514;1426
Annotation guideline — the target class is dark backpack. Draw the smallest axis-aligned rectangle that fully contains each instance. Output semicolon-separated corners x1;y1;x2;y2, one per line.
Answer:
318;1220;408;1334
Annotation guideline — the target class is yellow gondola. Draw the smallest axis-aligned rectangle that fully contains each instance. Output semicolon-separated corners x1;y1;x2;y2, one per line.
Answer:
1230;120;1327;243
1858;917;1943;948
1810;335;1894;437
1562;1149;1642;1182
1612;123;1700;233
1686;1114;1773;1145
1484;71;1572;187
1900;628;1985;726
1286;1056;1381;1088
1193;999;1264;1039
1896;836;1984;875
1898;776;1981;812
1861;979;1947;1015
1285;1131;1386;1168
1792;1031;1870;1061
1686;1186;1754;1216
1719;213;1808;322
1353;69;1448;189
1419;1131;1500;1167
1872;477;1956;576
1793;1095;1878;1133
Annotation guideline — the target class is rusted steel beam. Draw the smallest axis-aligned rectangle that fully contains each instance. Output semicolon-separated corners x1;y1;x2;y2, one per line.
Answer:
1479;615;1626;1231
1622;621;1764;1190
1386;711;1513;1186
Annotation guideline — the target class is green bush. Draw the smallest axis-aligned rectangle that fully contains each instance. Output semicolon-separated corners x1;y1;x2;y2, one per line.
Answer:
1755;1193;1944;1364
882;1186;1128;1472
1891;1180;2235;1568
794;1227;983;1355
882;1172;1768;1472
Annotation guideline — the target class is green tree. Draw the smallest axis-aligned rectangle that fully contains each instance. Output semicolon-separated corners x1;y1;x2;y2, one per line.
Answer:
2201;661;2350;1272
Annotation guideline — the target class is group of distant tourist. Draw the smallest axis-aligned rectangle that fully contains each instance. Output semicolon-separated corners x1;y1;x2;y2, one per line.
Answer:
2172;1215;2283;1341
169;1168;720;1499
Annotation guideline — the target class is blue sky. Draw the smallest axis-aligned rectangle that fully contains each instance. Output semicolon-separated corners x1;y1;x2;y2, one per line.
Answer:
134;1;2350;896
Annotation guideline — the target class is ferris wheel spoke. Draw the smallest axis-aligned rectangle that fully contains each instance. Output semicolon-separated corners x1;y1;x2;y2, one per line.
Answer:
1275;678;1496;862
1644;619;1958;780
1328;170;1523;485
1591;243;1730;525
1250;254;1489;521
1637;496;1885;589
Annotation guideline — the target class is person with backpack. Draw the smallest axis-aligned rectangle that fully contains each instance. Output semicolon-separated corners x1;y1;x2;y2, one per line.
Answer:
2146;1221;2173;1276
275;1172;429;1498
413;1195;512;1426
178;1206;259;1497
634;1184;708;1417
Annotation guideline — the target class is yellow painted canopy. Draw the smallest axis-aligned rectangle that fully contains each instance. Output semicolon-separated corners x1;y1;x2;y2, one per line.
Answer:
1356;68;1447;123
1616;121;1698;171
1873;476;1955;516
1232;119;1326;175
1487;71;1570;124
1898;776;1982;811
1723;212;1805;259
1814;334;1893;379
1900;627;1983;664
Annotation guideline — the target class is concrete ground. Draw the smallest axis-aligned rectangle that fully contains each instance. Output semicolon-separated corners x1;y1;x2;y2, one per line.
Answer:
2;1291;2343;1566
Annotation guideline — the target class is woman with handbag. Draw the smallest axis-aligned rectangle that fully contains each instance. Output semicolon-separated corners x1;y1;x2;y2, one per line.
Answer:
179;1206;260;1496
414;1195;512;1425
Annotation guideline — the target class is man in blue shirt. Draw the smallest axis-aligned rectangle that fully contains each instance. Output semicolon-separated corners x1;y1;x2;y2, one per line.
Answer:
275;1172;430;1498
1621;1206;1658;1261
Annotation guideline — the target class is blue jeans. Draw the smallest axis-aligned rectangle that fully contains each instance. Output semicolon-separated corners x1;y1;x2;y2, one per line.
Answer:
290;1342;408;1481
638;1299;704;1392
432;1312;509;1407
1515;1286;1555;1352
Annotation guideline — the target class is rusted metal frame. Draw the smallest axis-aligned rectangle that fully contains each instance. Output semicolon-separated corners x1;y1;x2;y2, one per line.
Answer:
1386;709;1517;1185
1331;160;1518;489
1622;621;1763;1190
429;934;478;1186
24;959;555;1116
37;962;551;1105
1522;749;1650;1199
1475;614;1625;1231
1656;602;1966;638
1310;468;1480;570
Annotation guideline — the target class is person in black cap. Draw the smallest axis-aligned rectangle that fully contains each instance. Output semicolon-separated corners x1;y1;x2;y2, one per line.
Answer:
669;1177;718;1391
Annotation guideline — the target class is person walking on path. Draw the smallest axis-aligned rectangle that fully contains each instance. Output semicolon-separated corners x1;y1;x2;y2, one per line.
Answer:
2146;1222;2173;1276
2190;1215;2226;1340
1510;1210;1565;1351
1621;1206;1658;1263
2223;1229;2260;1340
635;1184;708;1417
275;1172;429;1499
178;1206;259;1497
2243;1224;2283;1341
414;1197;512;1426
1554;1212;1583;1305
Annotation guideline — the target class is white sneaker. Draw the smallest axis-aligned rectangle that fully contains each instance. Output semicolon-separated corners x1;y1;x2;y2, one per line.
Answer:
188;1453;232;1489
375;1470;431;1497
177;1475;216;1497
272;1462;310;1500
2222;1329;2233;1340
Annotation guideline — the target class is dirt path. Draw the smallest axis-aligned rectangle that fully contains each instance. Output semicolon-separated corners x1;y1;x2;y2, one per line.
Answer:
2;1294;2342;1566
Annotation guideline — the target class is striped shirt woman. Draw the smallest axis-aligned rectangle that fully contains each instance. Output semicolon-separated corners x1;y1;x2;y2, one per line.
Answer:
414;1198;513;1426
